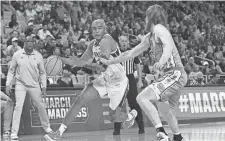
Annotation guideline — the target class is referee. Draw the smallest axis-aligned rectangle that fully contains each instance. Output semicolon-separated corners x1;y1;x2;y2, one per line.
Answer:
113;35;145;135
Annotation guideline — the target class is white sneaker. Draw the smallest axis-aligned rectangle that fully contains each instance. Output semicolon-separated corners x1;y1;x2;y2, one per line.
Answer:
11;134;18;140
44;130;61;141
157;132;171;141
122;109;138;129
2;131;10;138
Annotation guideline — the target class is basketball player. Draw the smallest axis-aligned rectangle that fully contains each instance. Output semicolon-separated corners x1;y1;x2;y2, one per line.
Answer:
101;5;187;141
44;19;137;141
5;35;53;140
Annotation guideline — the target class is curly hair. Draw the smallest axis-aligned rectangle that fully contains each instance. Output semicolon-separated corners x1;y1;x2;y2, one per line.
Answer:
146;4;167;31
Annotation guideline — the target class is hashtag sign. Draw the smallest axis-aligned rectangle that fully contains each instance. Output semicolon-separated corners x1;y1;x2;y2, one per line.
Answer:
179;95;189;112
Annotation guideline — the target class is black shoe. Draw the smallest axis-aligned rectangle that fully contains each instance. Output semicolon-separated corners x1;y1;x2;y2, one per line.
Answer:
138;129;145;134
113;130;120;135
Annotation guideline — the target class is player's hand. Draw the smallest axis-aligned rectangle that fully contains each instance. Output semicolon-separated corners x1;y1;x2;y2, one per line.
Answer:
42;87;47;99
5;85;12;96
100;58;111;66
154;62;163;70
137;79;143;88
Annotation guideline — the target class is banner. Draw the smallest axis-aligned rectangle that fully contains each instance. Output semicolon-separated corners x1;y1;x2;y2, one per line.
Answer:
30;91;89;127
173;87;225;118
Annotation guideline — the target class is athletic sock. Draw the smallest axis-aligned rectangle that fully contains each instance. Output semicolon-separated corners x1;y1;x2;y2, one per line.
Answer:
155;124;163;129
156;127;167;135
173;133;183;141
58;124;67;136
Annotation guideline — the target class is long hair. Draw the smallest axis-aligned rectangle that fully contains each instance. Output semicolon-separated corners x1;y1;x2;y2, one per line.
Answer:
146;4;167;30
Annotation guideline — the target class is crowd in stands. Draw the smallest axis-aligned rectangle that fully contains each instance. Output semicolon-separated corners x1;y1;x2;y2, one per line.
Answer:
1;1;225;87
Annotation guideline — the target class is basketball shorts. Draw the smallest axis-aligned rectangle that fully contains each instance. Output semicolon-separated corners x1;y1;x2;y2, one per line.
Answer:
147;70;187;108
92;64;128;110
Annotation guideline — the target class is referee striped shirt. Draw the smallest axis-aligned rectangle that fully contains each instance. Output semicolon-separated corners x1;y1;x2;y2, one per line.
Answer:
123;55;141;75
111;48;141;75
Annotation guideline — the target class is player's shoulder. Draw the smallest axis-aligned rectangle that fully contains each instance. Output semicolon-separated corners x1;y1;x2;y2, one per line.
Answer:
153;24;170;36
102;34;115;42
103;34;112;39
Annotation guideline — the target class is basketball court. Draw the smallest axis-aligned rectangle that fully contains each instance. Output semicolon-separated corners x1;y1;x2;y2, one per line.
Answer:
4;122;224;141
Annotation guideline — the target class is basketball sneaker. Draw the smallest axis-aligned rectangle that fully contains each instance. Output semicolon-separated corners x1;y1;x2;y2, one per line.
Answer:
122;109;138;129
2;131;10;138
157;132;171;141
10;134;18;140
44;130;61;141
172;137;187;141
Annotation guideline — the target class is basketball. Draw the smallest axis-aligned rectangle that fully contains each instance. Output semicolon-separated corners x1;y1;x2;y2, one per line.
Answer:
45;55;63;76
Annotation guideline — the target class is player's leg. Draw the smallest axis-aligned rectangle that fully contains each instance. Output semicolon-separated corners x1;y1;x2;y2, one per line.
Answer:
136;71;180;141
59;83;99;130
1;100;14;138
113;122;121;135
109;83;138;129
136;86;163;131
11;85;27;140
44;83;100;141
126;74;145;134
158;71;187;141
28;87;53;133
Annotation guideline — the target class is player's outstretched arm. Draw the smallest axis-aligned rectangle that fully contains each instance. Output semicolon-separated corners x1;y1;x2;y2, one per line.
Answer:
60;41;94;67
101;34;150;65
82;35;113;72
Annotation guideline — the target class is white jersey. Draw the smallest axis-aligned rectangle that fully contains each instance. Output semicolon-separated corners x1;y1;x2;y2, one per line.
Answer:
91;34;128;110
91;34;126;86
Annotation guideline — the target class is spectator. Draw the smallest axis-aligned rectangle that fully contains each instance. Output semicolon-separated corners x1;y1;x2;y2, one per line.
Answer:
25;3;37;23
202;61;211;75
37;21;54;40
56;2;67;23
57;65;74;87
34;11;44;25
80;6;91;24
214;46;223;63
215;61;225;75
24;22;35;37
219;58;225;72
184;57;197;74
8;14;19;28
206;72;220;85
6;30;24;48
43;35;54;58
63;48;72;58
137;29;145;40
188;66;204;86
52;46;61;56
6;37;22;57
67;35;76;49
